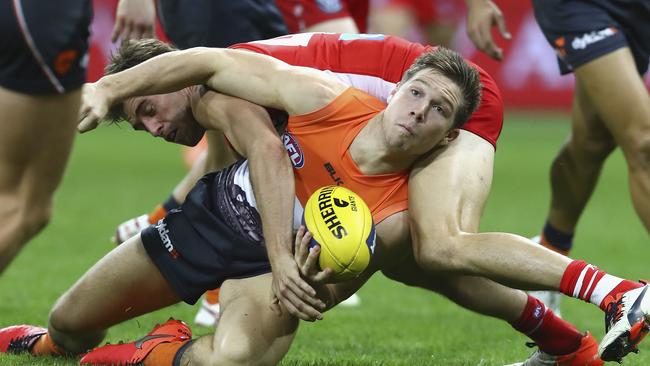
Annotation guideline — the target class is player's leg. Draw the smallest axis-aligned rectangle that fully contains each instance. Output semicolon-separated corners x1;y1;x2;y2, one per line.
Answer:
0;234;181;356
383;261;602;365
541;80;615;247
182;275;298;365
79;274;299;366
572;48;650;232
0;87;80;273
0;0;91;273
529;73;616;314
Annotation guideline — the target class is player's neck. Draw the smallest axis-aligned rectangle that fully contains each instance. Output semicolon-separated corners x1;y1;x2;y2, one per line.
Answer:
350;114;418;175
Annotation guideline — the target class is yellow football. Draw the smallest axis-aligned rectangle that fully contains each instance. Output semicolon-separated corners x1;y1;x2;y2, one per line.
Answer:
302;185;376;281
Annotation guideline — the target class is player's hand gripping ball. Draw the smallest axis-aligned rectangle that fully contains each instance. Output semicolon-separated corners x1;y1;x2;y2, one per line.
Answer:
302;186;376;281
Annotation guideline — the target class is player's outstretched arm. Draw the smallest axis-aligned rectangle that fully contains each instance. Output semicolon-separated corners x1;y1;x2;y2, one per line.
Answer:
78;47;347;132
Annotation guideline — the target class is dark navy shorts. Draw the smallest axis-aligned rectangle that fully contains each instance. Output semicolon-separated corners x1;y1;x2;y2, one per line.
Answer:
141;162;272;305
156;0;288;49
532;0;650;75
0;0;91;94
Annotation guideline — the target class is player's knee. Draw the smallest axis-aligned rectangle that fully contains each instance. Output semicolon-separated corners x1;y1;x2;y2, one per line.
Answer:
569;133;615;162
22;203;53;239
209;337;260;366
412;235;465;272
624;134;650;172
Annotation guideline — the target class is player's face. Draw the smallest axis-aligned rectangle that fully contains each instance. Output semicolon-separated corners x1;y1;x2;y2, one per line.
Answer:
382;70;461;154
123;90;205;146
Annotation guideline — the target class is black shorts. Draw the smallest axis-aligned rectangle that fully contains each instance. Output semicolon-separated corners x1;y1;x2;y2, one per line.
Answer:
156;0;288;49
532;0;650;75
0;0;91;94
141;161;271;304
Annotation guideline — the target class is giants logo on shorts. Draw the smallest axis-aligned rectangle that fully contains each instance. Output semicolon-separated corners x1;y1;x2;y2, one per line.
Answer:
156;219;180;259
316;0;342;13
282;132;305;169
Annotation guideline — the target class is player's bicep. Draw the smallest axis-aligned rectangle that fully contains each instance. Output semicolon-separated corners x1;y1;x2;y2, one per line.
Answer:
205;49;347;115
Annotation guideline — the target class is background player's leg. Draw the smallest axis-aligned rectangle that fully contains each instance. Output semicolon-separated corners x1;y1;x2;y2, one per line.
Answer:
181;275;298;366
542;75;616;248
572;47;650;233
48;234;181;353
0;87;80;273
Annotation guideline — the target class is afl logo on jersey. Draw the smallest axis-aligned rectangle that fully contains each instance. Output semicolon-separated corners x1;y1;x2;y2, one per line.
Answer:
316;0;342;13
283;132;305;169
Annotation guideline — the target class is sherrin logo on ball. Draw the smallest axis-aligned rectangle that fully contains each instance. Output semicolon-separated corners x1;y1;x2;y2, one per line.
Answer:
302;185;376;281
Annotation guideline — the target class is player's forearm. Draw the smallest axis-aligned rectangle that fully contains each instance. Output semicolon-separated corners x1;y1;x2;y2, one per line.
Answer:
248;139;296;264
97;48;219;105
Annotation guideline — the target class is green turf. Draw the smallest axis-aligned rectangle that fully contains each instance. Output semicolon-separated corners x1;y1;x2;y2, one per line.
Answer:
0;113;648;365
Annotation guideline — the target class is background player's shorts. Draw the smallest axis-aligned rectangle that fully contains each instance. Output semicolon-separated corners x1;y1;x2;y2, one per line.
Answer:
379;0;463;27
276;0;369;33
0;0;91;94
141;163;271;305
156;0;288;49
532;0;650;75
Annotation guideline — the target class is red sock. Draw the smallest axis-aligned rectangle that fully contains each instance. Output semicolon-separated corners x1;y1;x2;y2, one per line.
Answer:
560;260;642;310
510;295;583;356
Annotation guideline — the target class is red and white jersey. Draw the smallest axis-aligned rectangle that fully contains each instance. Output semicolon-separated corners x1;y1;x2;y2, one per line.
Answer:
231;32;503;147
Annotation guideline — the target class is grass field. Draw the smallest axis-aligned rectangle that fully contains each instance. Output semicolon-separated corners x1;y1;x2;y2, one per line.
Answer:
0;113;647;365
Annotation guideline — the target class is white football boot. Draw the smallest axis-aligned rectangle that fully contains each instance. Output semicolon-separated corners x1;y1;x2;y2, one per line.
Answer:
599;284;650;362
528;236;562;318
194;297;221;327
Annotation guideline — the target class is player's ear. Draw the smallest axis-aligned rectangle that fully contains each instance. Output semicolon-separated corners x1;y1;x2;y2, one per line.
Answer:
387;83;400;103
439;129;460;146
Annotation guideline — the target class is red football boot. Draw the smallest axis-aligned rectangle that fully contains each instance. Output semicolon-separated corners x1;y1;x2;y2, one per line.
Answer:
0;325;47;354
505;332;603;366
79;319;191;365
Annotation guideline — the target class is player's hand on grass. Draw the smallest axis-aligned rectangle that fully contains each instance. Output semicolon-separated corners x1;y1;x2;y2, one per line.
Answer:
294;226;334;284
466;0;511;61
112;0;156;43
269;251;326;322
112;214;150;245
78;82;110;133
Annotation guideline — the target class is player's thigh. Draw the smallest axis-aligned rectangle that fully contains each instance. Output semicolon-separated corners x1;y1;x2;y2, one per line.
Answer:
0;87;80;198
212;274;298;365
410;130;495;236
574;48;650;149
50;234;181;332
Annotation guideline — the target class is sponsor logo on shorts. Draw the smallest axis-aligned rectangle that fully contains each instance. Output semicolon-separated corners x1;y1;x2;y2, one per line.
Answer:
282;132;305;169
316;0;343;13
156;219;180;259
571;27;617;50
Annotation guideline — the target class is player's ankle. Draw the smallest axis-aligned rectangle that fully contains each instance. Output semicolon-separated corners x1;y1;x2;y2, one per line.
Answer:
541;221;573;255
31;333;66;356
